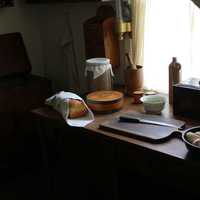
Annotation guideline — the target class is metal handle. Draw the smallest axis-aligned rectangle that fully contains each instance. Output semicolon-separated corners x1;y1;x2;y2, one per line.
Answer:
119;116;140;123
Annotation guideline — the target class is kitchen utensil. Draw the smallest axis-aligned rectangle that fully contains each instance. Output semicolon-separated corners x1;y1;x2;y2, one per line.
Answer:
125;52;137;70
86;90;124;113
141;95;165;114
124;65;144;96
182;126;200;153
100;111;200;154
100;118;179;142
119;115;185;130
132;91;144;104
99;111;186;142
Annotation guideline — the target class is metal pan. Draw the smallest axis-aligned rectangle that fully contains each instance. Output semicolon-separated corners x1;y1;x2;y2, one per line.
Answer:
180;126;200;153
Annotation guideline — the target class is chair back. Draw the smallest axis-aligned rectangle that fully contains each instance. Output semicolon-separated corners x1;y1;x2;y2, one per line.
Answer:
0;32;31;77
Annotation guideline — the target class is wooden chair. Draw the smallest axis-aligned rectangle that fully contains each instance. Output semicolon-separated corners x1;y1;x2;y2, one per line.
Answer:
0;32;52;182
0;32;51;115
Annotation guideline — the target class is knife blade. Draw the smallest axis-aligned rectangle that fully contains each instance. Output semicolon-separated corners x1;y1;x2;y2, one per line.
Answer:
119;115;184;130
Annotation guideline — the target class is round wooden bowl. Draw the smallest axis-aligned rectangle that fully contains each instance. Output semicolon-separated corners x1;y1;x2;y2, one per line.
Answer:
86;90;124;113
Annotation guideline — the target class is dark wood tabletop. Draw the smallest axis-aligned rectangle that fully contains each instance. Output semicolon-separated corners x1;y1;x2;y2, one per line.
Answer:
86;97;192;161
32;95;200;161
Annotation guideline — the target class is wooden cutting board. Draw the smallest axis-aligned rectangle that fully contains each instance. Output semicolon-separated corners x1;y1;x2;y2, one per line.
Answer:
99;112;185;142
86;90;124;113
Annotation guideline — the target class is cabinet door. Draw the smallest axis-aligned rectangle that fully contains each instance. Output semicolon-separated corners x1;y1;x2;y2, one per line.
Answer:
26;0;100;3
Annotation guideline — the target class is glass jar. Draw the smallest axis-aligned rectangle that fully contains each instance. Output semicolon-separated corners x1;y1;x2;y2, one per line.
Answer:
85;58;114;93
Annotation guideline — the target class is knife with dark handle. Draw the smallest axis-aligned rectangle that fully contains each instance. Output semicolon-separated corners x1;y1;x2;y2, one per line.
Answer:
119;115;185;130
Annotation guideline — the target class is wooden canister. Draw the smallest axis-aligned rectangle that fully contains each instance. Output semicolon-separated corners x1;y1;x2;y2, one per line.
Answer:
86;90;124;113
124;66;144;96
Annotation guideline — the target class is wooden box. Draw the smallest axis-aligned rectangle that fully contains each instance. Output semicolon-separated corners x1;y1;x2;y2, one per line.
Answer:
173;78;200;119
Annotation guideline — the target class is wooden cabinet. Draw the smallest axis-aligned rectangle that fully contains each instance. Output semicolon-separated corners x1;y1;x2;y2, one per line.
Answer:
83;5;120;69
26;0;101;3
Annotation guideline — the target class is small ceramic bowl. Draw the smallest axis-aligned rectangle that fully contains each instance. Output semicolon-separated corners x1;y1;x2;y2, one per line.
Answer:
140;95;165;114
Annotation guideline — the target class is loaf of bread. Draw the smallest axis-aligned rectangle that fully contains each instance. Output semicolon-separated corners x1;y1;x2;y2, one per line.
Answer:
68;99;88;119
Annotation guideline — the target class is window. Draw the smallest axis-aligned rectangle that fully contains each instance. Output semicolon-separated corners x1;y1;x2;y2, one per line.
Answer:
143;0;200;93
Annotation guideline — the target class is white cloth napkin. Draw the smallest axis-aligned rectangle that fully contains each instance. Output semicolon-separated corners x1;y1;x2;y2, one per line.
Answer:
85;63;114;79
45;91;94;127
84;58;114;79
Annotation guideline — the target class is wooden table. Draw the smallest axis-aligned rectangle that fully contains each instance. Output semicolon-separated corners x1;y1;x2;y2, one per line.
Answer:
32;96;200;199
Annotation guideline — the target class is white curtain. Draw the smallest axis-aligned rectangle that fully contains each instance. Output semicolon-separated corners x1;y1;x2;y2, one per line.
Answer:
131;0;146;66
132;0;200;93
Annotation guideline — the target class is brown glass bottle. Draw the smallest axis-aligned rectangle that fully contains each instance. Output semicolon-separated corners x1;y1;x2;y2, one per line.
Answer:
169;57;181;104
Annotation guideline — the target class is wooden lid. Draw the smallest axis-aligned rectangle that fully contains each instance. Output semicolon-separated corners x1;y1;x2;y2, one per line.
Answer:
86;90;123;104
